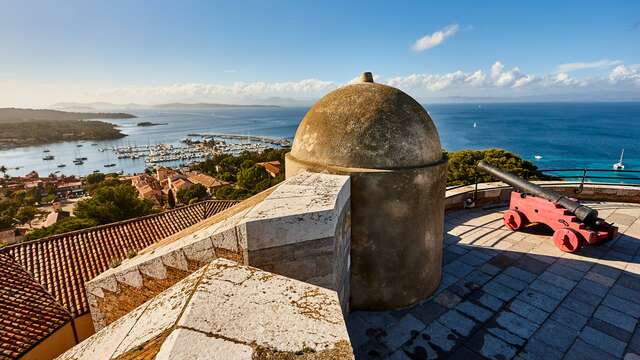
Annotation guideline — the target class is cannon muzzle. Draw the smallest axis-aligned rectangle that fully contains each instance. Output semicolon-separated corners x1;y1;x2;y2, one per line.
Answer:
477;161;599;224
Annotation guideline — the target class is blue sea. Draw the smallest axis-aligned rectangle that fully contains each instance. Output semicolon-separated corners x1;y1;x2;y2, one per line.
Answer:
0;102;639;182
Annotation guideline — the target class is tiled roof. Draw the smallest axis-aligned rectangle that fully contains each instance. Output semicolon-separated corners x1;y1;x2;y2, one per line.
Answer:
0;252;71;359
0;200;239;318
187;172;230;188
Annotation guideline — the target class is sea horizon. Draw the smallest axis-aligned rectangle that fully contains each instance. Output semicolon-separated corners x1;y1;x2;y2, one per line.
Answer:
0;101;638;182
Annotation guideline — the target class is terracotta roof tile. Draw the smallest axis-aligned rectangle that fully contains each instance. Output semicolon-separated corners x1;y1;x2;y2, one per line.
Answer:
0;200;238;318
0;252;71;359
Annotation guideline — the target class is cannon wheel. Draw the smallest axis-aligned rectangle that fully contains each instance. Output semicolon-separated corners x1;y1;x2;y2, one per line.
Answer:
553;228;581;253
503;210;525;230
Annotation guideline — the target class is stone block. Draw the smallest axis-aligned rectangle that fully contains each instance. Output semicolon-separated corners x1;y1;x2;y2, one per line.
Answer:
467;331;517;360
508;299;548;324
114;267;144;289
531;319;578;352
550;305;588;331
471;293;503;312
177;259;351;354
456;301;493;323
63;259;354;359
112;266;208;358
438;310;477;337
565;339;617;360
403;321;458;357
503;266;537;283
483;280;518;302
380;314;424;350
155;328;253;360
594;305;638;332
495;311;538;339
579;326;627;358
486;325;525;346
494;273;528;291
520;338;564;360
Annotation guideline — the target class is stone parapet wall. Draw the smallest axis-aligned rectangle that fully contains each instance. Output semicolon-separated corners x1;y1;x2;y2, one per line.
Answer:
86;172;351;330
59;259;354;360
445;181;640;211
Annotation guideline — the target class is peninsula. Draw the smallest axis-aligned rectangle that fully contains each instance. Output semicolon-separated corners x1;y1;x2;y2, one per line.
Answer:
137;121;167;127
0;108;133;149
153;102;280;109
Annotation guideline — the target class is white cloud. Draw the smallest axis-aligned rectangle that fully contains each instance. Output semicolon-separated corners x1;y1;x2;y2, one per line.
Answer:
412;24;459;52
3;61;640;107
465;70;486;86
543;72;586;87
99;79;337;99
489;61;538;87
386;70;484;92
380;61;624;94
556;59;622;73
608;65;640;85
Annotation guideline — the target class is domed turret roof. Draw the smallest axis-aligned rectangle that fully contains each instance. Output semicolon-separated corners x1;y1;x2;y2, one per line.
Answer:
290;73;442;169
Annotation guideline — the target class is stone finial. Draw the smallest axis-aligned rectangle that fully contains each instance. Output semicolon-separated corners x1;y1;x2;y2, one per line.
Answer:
360;72;374;83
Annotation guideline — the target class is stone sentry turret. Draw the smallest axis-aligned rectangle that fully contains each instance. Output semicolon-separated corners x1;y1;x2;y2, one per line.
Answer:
286;72;447;310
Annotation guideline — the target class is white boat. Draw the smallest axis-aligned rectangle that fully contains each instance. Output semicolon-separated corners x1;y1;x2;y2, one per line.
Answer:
613;149;625;170
534;155;543;160
473;122;478;128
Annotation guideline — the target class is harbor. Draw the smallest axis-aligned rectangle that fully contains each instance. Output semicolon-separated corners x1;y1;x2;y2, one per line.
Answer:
0;104;638;179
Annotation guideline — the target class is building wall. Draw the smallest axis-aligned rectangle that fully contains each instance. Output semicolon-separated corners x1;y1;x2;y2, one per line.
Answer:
73;313;95;342
21;322;76;360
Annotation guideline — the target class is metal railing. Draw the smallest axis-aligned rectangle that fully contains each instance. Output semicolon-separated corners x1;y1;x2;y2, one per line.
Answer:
446;168;640;193
539;168;640;187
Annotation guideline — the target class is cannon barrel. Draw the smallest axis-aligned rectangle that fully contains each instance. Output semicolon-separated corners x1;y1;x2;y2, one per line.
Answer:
477;161;599;224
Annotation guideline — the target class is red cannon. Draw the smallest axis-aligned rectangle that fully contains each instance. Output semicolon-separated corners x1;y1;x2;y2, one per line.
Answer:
478;161;617;253
503;191;617;252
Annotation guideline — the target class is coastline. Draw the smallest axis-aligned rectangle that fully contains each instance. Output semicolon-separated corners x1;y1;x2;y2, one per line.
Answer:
0;120;127;150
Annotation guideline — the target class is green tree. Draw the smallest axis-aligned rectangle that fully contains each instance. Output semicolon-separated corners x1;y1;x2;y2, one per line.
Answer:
25;217;98;240
0;165;7;178
237;166;271;194
215;185;248;200
446;148;550;186
85;172;105;185
15;206;39;225
176;184;208;205
240;159;255;169
41;193;57;203
74;184;155;225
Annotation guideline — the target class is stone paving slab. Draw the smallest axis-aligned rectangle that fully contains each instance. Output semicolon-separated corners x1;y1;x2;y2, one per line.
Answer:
347;202;640;359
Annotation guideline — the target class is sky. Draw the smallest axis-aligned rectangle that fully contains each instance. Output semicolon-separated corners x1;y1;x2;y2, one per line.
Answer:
0;0;639;107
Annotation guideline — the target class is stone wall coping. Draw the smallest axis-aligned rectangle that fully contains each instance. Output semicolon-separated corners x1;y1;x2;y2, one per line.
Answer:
60;259;353;359
445;180;640;210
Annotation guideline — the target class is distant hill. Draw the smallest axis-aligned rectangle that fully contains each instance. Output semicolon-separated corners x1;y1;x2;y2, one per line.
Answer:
153;102;280;109
0;108;136;123
52;102;282;110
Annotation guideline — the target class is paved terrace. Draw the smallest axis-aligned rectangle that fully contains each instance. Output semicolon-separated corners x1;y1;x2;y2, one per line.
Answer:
348;201;640;360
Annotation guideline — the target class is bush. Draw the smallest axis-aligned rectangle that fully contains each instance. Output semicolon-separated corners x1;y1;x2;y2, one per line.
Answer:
237;166;270;193
446;148;549;186
74;183;156;224
176;184;208;205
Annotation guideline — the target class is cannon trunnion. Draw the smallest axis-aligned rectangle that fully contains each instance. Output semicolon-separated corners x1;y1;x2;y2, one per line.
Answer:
477;161;618;253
